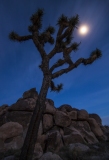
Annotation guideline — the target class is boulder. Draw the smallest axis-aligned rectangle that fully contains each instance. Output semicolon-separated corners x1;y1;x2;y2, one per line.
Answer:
46;99;54;106
33;143;43;160
69;143;89;152
3;156;15;160
0;122;23;140
88;118;104;137
44;101;56;115
68;110;77;120
8;98;36;111
77;109;89;120
38;120;43;136
63;126;80;135
6;111;32;129
63;132;85;145
63;128;85;145
37;134;47;150
4;135;24;150
43;114;54;132
0;105;8;127
39;152;63;160
70;121;91;132
54;111;71;127
45;130;63;152
81;129;99;144
23;88;38;99
69;121;98;144
89;113;102;125
58;104;73;112
0;104;8;115
0;113;7;127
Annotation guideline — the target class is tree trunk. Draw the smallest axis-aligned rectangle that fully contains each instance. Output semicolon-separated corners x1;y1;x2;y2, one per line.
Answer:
19;75;51;160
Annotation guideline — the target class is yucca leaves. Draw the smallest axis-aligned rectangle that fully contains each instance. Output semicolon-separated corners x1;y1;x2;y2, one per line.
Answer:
45;26;55;35
50;81;63;92
90;48;102;59
9;31;19;41
57;14;68;25
69;14;79;27
30;9;44;30
56;83;63;92
71;42;80;51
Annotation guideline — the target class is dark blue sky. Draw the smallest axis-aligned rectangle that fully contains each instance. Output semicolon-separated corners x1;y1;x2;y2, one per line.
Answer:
0;0;109;125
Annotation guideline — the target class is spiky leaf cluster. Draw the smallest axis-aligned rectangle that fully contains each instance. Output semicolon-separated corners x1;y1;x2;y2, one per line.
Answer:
29;9;44;31
71;42;80;51
56;83;63;92
50;81;63;92
90;48;102;59
57;14;68;26
45;26;55;35
38;32;54;45
9;31;19;41
69;14;79;27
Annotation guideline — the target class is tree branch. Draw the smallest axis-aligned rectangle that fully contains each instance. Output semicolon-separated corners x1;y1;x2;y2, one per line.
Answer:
9;32;32;42
50;59;66;72
52;52;101;79
32;32;47;58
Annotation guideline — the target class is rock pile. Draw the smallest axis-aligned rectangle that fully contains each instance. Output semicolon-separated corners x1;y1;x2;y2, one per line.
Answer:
0;88;108;160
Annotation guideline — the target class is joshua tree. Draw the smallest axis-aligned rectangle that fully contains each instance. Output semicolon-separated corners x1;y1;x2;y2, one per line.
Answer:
9;9;102;160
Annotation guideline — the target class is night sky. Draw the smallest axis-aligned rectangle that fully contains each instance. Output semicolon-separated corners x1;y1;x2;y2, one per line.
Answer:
0;0;109;125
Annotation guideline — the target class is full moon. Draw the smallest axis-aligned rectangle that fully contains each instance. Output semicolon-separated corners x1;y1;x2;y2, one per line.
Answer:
79;25;89;35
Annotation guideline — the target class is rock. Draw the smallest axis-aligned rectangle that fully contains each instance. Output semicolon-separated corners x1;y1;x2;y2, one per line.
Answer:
81;129;99;144
4;135;24;150
23;88;38;99
0;113;7;127
39;152;63;160
63;131;85;145
38;120;43;136
69;143;90;152
45;130;63;152
44;101;56;115
77;109;89;120
0;122;23;140
70;121;91;132
63;126;79;135
3;155;16;160
0;138;4;151
6;111;32;129
68;111;77;120
0;104;8;115
33;143;43;160
54;111;71;127
58;104;73;112
69;121;98;144
89;113;102;125
37;134;47;150
8;98;36;111
0;105;9;127
43;114;53;132
46;99;54;106
71;108;79;111
88;118;104;137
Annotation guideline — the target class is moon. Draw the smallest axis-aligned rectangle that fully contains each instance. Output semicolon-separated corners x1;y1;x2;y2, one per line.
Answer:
79;25;89;35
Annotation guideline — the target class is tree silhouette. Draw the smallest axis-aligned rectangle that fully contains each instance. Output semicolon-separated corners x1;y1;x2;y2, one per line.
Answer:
9;9;102;160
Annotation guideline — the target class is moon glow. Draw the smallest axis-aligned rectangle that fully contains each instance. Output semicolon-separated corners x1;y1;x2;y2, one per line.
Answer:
79;25;89;35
